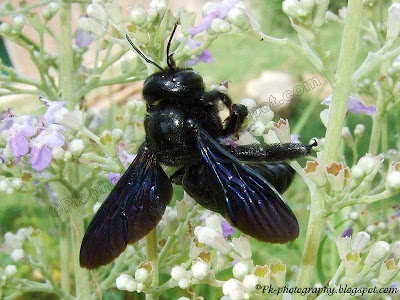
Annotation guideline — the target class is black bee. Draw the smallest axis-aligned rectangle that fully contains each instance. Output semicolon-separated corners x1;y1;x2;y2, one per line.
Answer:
80;23;316;269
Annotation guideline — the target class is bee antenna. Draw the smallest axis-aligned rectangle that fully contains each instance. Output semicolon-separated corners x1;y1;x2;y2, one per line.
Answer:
126;34;163;72
166;21;179;71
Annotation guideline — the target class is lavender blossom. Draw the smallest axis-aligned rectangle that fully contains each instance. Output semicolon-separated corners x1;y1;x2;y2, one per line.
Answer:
189;0;240;35
221;220;235;238
29;124;65;171
184;39;213;66
75;28;93;48
322;94;376;115
341;227;353;238
7;116;37;158
108;172;121;185
117;143;136;167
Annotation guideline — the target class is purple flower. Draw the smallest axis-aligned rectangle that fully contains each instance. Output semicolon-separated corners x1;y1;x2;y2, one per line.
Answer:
190;0;240;35
117;143;137;167
184;39;214;66
29;145;52;172
7;115;37;158
75;28;93;48
108;172;121;185
221;220;234;238
41;98;68;124
341;227;353;238
322;95;376;115
29;124;65;171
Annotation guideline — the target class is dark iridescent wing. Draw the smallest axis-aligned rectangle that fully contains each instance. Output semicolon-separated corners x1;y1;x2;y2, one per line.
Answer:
80;143;172;269
194;127;299;243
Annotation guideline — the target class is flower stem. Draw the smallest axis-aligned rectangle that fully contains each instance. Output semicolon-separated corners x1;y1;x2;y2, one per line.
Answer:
70;209;91;300
59;0;76;108
146;228;159;300
295;189;327;299
322;0;363;165
59;220;70;294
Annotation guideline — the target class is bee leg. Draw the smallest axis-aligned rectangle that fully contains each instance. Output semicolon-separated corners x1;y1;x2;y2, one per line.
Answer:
222;104;248;136
201;90;233;109
181;164;222;213
227;140;318;162
170;167;185;185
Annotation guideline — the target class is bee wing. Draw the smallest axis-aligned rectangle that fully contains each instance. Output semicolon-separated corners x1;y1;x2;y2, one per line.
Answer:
80;143;172;269
194;127;299;243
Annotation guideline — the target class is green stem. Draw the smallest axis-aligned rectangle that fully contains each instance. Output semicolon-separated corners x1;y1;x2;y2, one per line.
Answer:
59;221;70;295
59;0;76;109
322;0;363;165
146;229;159;300
69;209;91;300
369;86;384;155
295;189;327;299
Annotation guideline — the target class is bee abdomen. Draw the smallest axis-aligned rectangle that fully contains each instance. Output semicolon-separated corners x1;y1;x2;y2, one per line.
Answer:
246;163;296;195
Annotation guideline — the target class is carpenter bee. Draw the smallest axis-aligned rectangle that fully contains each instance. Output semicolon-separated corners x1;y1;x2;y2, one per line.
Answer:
80;23;316;269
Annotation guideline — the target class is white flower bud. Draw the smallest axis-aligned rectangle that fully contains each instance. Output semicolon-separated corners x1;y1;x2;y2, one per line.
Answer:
178;298;191;300
11;249;24;261
227;7;249;30
111;129;123;141
13;16;24;32
378;222;386;231
11;178;22;190
0;180;8;192
130;8;147;25
341;127;352;141
282;0;301;18
135;268;149;283
136;282;144;292
358;156;376;175
0;22;12;34
116;274;134;291
230;290;245;300
178;279;190;289
299;0;315;12
240;98;257;110
6;187;14;195
191;261;209;280
149;0;167;14
223;278;242;296
354;124;365;137
195;226;232;254
5;265;17;276
386;171;400;191
171;266;190;281
78;17;107;37
249;122;266;136
387;3;400;40
52;147;65;160
69;139;85;157
233;262;249;280
351;165;365;179
64;151;72;161
349;212;359;220
242;274;258;292
87;4;108;23
125;279;137;292
352;231;370;252
211;18;231;33
48;2;59;14
391;241;400;261
366;225;376;234
365;241;390;267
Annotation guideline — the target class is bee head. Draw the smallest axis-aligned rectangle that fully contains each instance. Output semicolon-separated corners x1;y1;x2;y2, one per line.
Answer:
142;69;204;105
